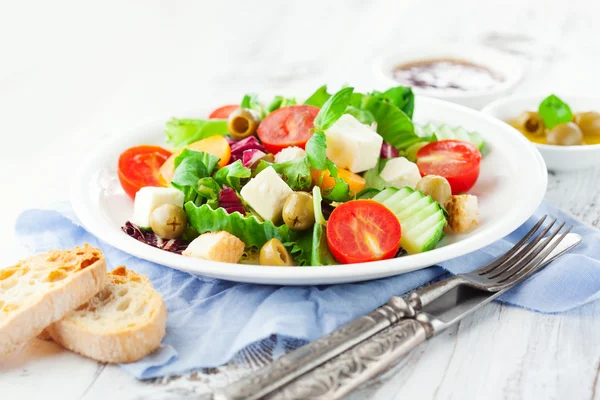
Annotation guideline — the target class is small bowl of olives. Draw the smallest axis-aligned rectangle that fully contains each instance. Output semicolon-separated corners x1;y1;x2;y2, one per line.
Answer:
482;94;600;171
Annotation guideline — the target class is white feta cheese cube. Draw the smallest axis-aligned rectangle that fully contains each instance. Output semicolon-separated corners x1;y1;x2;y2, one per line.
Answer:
131;187;184;228
324;114;383;173
182;231;245;263
274;146;306;163
380;157;421;189
240;166;293;221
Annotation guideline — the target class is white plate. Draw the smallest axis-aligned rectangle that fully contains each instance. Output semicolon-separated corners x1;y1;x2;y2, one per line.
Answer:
482;94;600;171
373;45;524;110
71;96;547;285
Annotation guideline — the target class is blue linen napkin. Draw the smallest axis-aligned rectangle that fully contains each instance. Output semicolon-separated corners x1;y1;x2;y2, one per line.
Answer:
14;201;600;379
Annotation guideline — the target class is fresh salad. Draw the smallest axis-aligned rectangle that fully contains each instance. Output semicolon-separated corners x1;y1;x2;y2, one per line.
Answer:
118;85;484;267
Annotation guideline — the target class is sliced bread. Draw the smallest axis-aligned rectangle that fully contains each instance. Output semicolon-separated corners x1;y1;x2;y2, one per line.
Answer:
44;266;167;363
0;244;107;358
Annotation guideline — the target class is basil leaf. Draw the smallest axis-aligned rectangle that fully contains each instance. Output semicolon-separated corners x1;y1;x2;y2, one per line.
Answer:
305;131;328;170
165;118;229;148
310;186;337;266
304;85;331;107
344;105;376;125
185;203;294;249
255;157;312;191
267;96;297;112
383;86;415;118
322;159;351;202
213;160;252;192
313;87;354;131
538;94;573;129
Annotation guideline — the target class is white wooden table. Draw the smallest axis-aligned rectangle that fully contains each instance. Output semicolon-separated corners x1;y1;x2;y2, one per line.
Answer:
1;0;599;399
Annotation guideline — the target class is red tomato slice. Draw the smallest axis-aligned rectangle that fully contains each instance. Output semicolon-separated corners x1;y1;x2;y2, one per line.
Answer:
257;105;319;154
416;140;482;194
326;200;401;264
209;104;239;119
118;145;172;199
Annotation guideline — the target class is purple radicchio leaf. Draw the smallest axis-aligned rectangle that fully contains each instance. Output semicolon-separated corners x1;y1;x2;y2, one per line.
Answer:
242;149;266;168
229;136;266;163
122;221;189;254
380;142;399;159
218;187;246;214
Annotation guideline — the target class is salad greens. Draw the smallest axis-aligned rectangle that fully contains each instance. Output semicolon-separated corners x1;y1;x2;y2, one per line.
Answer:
213;160;251;192
171;149;220;204
267;96;297;112
313;87;354;131
538;94;573;129
255;157;313;191
310;186;337;266
304;85;330;107
185;203;294;249
166;118;229;148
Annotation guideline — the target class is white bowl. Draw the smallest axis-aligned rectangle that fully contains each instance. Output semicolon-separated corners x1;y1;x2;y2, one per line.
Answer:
373;45;524;110
71;96;546;285
482;94;600;171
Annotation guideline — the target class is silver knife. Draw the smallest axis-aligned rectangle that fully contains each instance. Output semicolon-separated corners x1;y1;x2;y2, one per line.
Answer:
216;229;580;400
261;232;582;399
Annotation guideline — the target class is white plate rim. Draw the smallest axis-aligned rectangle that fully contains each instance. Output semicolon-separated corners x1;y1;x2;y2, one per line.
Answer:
71;96;547;285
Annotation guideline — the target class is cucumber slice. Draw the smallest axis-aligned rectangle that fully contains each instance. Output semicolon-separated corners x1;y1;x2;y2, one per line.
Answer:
404;141;429;162
378;186;446;254
371;187;399;203
414;123;485;151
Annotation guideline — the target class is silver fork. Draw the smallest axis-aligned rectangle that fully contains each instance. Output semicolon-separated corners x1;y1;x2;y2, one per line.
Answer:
216;217;578;400
409;216;572;307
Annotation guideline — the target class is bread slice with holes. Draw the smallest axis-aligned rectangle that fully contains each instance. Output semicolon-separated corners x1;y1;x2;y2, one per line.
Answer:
0;244;107;358
43;266;167;363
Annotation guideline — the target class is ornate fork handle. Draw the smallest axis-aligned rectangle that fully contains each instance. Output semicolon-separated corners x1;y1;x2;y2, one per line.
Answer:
214;297;417;400
264;319;428;400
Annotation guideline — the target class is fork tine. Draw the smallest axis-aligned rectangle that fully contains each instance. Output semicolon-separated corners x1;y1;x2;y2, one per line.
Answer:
498;225;573;286
477;216;547;275
491;221;566;282
484;218;557;279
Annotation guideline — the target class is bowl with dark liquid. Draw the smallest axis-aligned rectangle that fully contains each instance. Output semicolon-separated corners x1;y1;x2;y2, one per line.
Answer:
373;45;523;109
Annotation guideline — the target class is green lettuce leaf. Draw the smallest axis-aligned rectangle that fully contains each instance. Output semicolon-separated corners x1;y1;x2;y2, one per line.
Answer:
267;96;297;112
355;92;420;150
171;149;220;204
165;118;229;148
314;87;354;131
383;86;415;118
255;158;312;191
196;177;221;208
240;93;266;119
286;233;313;266
304;85;331;107
321;160;351;202
345;105;376;125
185;203;295;248
363;159;388;190
311;186;337;266
538;94;573;129
213;160;251;192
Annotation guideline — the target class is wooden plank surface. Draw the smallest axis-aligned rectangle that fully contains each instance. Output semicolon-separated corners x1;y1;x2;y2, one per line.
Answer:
1;0;599;398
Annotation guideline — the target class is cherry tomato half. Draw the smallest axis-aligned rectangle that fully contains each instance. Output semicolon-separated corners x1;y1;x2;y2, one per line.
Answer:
416;140;482;194
209;104;239;119
257;105;319;154
326;200;401;264
118;145;171;199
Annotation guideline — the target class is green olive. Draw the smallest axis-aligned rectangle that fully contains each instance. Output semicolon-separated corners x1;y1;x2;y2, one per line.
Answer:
259;238;294;266
575;111;600;137
546;122;583;146
415;175;452;206
227;108;260;140
509;111;545;136
149;204;187;239
282;192;315;231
